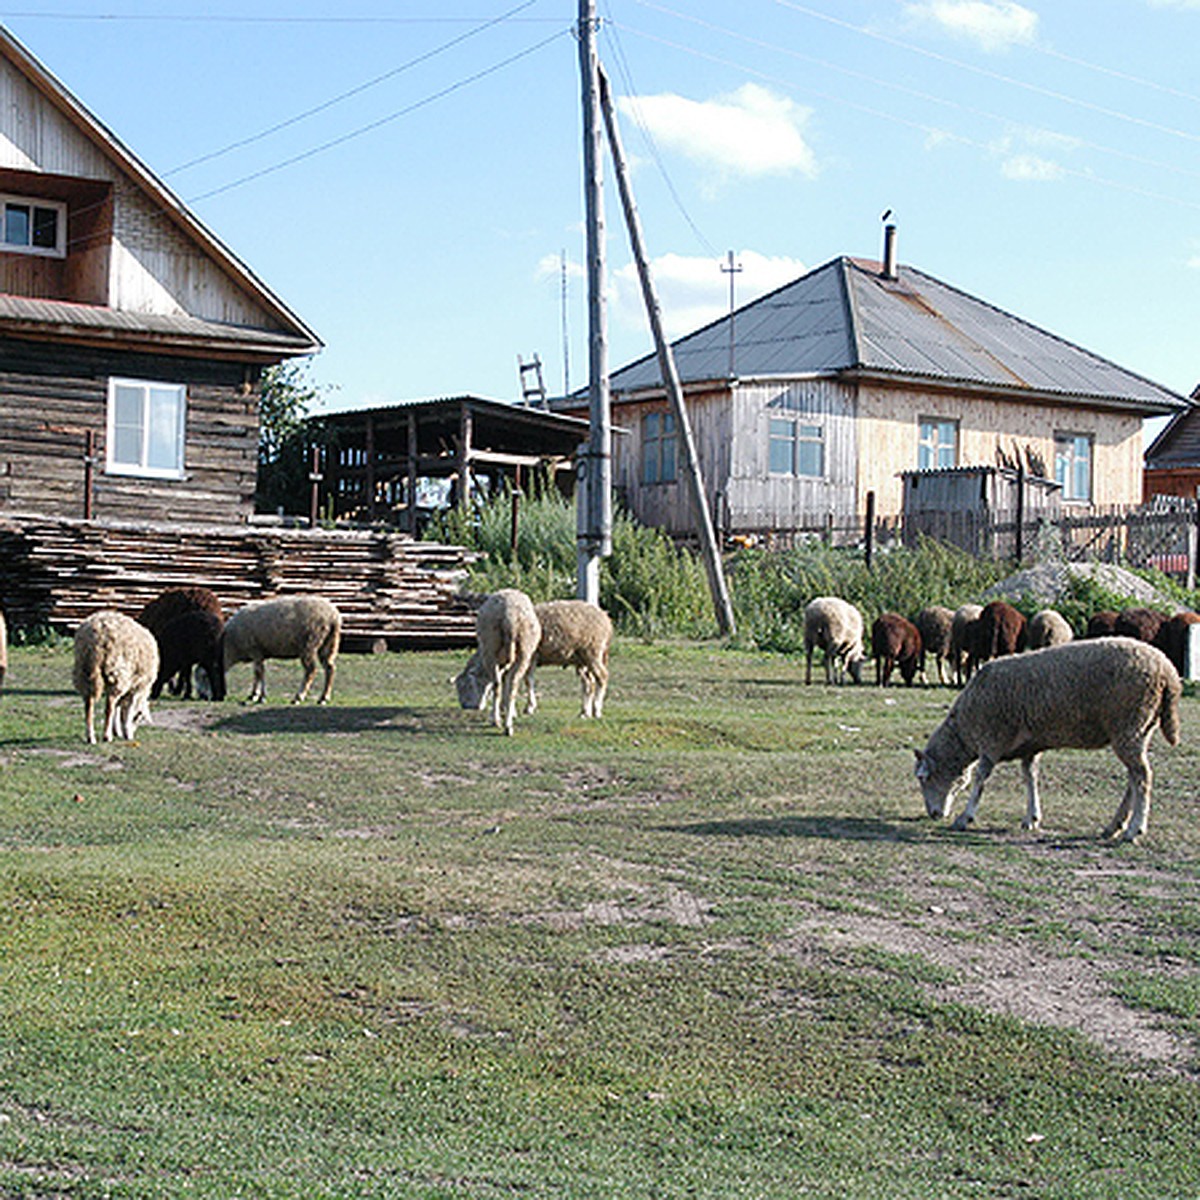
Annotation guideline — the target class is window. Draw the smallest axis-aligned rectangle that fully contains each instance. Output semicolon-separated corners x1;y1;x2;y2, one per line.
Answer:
1055;432;1092;502
918;418;958;470
1;194;65;257
769;418;824;477
642;410;677;484
106;378;187;478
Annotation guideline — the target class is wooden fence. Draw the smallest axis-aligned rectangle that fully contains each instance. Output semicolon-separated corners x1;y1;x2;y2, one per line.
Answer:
0;513;478;649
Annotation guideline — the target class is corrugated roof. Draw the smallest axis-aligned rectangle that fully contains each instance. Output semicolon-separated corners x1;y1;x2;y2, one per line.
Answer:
607;256;1185;415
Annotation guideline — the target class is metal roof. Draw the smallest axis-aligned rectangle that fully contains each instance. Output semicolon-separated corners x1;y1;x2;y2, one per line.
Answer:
606;256;1186;415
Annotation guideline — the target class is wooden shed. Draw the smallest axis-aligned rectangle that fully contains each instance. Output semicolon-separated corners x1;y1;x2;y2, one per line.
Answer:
1143;388;1200;502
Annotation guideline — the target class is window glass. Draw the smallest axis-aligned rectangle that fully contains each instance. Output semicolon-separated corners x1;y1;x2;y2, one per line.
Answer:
32;206;58;249
642;410;678;484
108;379;186;477
1054;433;1092;501
4;203;29;247
1;196;64;255
797;425;824;477
769;418;794;474
918;419;957;470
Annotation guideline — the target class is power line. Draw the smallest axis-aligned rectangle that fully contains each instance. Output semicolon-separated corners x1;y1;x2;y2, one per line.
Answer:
0;11;564;24
165;0;544;177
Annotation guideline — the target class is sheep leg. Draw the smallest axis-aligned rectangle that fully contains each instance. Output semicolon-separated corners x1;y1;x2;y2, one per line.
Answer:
489;667;505;730
951;756;993;830
1106;740;1152;841
248;658;267;704
593;663;609;718
84;694;97;745
524;667;538;715
102;691;118;743
292;653;318;704
498;667;518;736
1020;755;1042;831
804;644;814;686
316;655;336;705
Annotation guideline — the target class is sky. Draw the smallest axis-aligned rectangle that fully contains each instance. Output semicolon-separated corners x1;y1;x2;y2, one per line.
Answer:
4;0;1200;436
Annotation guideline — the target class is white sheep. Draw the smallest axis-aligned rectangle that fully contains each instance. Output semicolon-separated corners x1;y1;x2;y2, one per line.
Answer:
221;595;342;705
454;589;541;736
1027;608;1074;650
73;610;159;744
803;597;866;685
914;637;1181;841
526;599;613;718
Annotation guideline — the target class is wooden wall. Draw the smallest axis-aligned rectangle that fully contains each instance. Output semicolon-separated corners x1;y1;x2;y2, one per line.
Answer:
0;335;259;525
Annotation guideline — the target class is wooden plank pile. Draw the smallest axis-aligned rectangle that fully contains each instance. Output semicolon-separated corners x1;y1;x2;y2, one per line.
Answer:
0;513;478;649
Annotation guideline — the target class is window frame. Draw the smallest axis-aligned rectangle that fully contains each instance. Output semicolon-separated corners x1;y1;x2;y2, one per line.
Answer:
768;416;824;479
1054;431;1093;503
0;193;66;258
105;377;188;480
918;417;959;471
641;409;678;485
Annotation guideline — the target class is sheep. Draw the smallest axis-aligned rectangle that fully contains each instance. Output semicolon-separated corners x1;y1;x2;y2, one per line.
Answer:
138;586;224;696
1114;607;1167;644
1153;611;1200;676
949;603;983;686
804;597;866;686
1086;610;1119;638
871;612;922;687
914;637;1180;842
0;607;6;694
151;610;226;701
1026;608;1074;650
968;599;1026;675
525;599;613;718
454;589;541;736
72;610;159;744
914;605;955;686
221;595;341;704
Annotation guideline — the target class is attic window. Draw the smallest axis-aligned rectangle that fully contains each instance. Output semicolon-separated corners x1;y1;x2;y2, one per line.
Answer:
1;194;65;257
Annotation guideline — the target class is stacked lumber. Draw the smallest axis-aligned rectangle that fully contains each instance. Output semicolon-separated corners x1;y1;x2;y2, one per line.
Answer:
0;513;478;649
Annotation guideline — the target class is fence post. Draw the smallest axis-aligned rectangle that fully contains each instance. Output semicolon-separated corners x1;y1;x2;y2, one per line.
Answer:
1014;463;1025;564
308;445;323;528
864;491;876;569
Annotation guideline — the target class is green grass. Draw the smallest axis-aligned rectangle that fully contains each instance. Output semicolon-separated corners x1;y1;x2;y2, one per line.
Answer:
1;642;1199;1197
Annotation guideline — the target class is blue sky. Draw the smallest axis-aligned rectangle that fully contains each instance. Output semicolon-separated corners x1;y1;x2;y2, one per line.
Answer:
5;1;1200;432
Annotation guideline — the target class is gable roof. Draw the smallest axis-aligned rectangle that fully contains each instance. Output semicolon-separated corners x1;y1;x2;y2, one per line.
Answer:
1144;385;1200;469
0;26;319;358
606;256;1184;415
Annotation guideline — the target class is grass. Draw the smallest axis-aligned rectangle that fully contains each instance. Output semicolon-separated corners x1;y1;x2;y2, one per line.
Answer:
1;641;1199;1197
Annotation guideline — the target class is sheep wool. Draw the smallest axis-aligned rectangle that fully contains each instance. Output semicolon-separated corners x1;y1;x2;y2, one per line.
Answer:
529;599;613;718
73;610;159;744
915;637;1180;841
455;589;541;736
222;595;341;704
804;597;866;686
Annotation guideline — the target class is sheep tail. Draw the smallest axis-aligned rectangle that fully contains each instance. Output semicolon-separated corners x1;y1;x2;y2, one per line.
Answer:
1159;679;1182;747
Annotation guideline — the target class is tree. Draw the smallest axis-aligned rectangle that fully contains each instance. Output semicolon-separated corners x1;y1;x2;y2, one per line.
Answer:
255;360;331;515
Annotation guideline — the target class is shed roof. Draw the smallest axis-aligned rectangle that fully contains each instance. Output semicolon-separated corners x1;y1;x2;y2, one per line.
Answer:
604;256;1185;415
1144;387;1200;469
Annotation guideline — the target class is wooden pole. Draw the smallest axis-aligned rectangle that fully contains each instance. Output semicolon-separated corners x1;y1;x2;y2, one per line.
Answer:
576;0;611;604
598;64;736;637
308;445;323;528
1014;462;1025;564
457;403;473;513
83;430;95;521
407;410;419;536
865;491;876;569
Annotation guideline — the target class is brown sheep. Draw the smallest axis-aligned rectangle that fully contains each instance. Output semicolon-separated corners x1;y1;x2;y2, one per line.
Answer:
1086;610;1120;638
138;586;224;697
969;600;1026;674
914;605;955;686
950;603;983;686
871;613;922;687
1114;607;1167;644
1153;611;1200;676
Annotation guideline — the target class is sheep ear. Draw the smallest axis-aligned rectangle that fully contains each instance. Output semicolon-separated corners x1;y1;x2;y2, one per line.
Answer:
913;749;931;781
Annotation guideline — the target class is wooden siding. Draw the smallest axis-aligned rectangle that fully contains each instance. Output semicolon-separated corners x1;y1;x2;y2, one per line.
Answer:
0;514;477;649
0;335;259;525
856;381;1144;516
724;379;856;532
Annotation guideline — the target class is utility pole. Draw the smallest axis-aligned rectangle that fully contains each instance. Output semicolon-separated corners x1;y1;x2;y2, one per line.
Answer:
576;0;611;603
721;249;742;379
561;248;571;398
598;64;737;637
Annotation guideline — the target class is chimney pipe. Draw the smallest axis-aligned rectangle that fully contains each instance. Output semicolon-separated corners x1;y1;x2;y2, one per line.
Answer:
882;223;898;280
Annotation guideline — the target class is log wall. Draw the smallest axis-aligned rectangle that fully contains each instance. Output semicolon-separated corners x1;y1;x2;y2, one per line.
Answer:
0;514;477;649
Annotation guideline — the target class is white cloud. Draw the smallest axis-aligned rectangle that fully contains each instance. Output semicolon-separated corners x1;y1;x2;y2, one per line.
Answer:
999;154;1064;181
905;1;1039;51
535;252;585;282
616;84;817;179
611;251;807;338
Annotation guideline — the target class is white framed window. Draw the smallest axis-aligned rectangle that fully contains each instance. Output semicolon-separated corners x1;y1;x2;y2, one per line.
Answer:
0;194;66;257
106;378;187;479
918;418;958;470
1054;432;1092;502
769;418;824;478
642;410;677;484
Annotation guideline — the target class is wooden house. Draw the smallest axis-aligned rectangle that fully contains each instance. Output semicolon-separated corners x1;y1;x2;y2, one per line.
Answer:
0;27;320;526
560;233;1186;541
1143;387;1200;502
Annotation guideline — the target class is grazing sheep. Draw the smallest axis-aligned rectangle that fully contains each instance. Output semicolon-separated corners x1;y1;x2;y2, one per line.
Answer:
221;595;341;704
804;597;866;686
1086;610;1119;638
950;603;983;686
138;586;224;696
1153;611;1200;676
1114;607;1167;644
0;607;6;694
455;589;541;736
526;599;613;718
151;610;226;701
914;605;955;686
1026;608;1074;650
969;600;1027;675
73;610;159;744
914;637;1180;841
871;612;922;687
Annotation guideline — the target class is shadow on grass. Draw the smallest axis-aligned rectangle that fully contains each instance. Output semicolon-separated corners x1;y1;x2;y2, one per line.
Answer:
211;704;465;736
662;814;984;844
